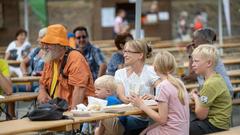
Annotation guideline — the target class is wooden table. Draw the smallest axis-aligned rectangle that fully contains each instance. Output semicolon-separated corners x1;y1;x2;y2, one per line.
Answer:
208;126;240;135
0;92;39;120
7;60;21;66
0;105;158;135
0;118;73;135
72;105;158;124
0;92;38;103
227;70;240;77
11;76;41;83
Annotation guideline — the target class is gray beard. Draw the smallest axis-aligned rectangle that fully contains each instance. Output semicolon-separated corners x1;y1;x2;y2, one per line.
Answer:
42;50;59;62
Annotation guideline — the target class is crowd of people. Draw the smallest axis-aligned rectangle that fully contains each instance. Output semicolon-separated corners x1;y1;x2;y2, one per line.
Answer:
0;24;233;135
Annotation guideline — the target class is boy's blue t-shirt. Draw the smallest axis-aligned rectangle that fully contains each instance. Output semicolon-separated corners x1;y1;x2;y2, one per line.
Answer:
105;95;127;125
106;95;122;106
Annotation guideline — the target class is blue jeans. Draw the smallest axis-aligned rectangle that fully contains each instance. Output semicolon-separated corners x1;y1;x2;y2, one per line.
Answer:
13;83;39;93
121;116;149;131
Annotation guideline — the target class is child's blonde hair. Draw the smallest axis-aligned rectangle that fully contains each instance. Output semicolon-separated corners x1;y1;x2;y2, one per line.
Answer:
192;44;219;68
153;51;186;105
94;75;117;93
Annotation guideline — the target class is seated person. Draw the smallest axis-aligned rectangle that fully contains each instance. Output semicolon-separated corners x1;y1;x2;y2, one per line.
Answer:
5;29;31;77
38;24;95;109
14;28;47;93
0;59;14;119
78;75;122;135
182;28;233;95
104;40;160;135
93;75;122;135
107;32;133;76
190;45;232;135
73;26;107;80
129;51;190;135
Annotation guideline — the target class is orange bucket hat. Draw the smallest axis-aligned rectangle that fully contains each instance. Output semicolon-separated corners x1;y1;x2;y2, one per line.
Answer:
41;24;69;47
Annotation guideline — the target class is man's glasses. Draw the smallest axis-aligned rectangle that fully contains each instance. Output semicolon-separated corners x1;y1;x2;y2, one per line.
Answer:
76;35;87;40
123;50;141;54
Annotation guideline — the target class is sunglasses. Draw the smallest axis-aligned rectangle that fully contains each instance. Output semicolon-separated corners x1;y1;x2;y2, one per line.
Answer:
76;35;87;40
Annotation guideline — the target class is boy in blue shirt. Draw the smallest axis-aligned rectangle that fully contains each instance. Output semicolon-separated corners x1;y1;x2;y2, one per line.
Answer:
94;75;121;106
94;75;123;135
82;75;122;135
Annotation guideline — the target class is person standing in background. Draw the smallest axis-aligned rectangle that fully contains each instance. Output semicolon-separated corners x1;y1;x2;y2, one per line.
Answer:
113;9;129;37
177;11;189;41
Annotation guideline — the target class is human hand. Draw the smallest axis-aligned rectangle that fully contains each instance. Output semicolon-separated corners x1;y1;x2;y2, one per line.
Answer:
128;93;144;108
37;92;51;104
141;94;154;100
190;89;199;100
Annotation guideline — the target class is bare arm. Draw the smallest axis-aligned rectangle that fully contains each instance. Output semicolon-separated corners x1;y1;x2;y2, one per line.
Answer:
191;91;209;120
97;63;107;78
0;72;12;95
95;121;105;135
4;52;10;60
116;83;130;103
129;94;168;125
20;57;30;76
72;86;86;109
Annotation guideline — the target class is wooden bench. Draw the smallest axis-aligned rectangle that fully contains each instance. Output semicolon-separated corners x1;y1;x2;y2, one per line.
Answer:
0;105;158;135
7;60;21;66
10;76;41;83
93;37;161;49
208;126;240;135
0;92;38;104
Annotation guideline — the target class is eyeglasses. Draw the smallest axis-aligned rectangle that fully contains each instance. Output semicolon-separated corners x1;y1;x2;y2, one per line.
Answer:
76;35;87;40
123;50;141;54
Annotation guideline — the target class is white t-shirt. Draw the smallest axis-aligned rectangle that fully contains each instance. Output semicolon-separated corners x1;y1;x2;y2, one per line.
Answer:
6;40;31;61
114;65;159;96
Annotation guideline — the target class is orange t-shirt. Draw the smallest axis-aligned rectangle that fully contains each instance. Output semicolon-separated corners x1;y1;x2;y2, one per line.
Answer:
40;50;95;106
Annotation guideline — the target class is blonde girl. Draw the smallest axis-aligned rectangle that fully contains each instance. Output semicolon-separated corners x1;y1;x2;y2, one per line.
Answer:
129;51;190;135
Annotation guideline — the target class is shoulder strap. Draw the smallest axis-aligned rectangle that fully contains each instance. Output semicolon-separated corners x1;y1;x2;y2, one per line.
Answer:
60;47;80;79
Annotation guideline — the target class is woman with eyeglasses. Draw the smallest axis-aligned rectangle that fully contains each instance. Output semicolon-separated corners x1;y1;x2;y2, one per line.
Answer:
101;40;160;135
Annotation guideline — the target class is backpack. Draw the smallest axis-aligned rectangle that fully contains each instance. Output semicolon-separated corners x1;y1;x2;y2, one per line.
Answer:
25;97;69;121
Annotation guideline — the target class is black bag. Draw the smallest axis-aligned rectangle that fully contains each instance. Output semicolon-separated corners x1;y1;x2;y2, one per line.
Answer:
9;49;18;60
26;97;69;121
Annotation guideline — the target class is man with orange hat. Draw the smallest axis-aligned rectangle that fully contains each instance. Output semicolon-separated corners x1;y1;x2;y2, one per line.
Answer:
37;24;95;109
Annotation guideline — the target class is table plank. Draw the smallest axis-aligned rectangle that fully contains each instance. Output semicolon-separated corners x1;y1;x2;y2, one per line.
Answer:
0;118;73;135
11;76;41;83
208;126;240;135
0;105;158;135
0;92;38;103
7;60;21;66
72;105;158;124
